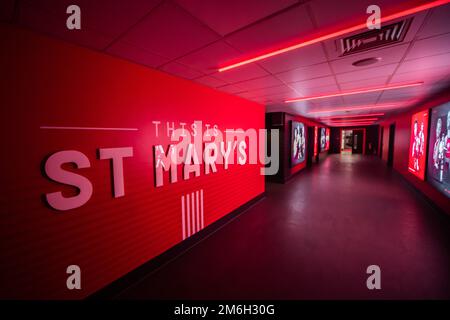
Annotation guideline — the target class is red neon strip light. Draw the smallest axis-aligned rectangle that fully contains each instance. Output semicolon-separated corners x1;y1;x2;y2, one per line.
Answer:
330;123;376;127
328;118;379;122
326;120;376;124
327;121;376;125
218;0;450;72
308;103;408;114
285;82;423;103
319;113;385;119
326;119;377;123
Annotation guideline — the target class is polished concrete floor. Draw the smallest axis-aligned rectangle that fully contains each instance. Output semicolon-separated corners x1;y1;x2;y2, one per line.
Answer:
116;154;450;299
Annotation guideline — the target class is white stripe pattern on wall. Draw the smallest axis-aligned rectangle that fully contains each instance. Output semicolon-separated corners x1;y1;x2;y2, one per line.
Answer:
181;189;204;240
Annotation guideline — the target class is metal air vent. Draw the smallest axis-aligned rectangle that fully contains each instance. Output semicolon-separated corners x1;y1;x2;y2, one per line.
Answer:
339;18;412;56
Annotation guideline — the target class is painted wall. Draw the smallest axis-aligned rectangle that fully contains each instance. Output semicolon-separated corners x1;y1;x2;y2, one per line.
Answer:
0;25;265;299
379;91;450;214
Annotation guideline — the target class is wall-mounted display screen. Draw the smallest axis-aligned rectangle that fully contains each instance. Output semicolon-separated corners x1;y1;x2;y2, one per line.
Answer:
325;128;330;151
314;126;318;157
408;110;429;180
291;121;306;166
427;102;450;198
320;128;326;151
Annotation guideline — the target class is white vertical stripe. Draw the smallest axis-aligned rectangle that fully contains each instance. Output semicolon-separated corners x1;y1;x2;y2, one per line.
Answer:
186;194;191;237
181;195;186;240
191;192;196;234
200;189;204;229
196;191;200;231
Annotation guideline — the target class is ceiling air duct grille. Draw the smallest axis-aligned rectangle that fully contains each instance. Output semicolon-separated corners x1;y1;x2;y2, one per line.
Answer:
339;18;412;56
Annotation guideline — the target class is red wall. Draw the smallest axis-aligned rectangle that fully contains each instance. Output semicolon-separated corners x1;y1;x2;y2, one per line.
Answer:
379;92;450;215
0;25;265;299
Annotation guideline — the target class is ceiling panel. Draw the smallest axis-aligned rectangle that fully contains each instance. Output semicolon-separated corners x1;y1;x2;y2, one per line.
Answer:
317;3;427;64
193;75;228;88
115;1;220;60
330;44;409;75
216;84;246;94
107;40;170;68
18;1;113;50
225;4;314;53
211;64;269;83
232;75;284;91
405;32;450;60
274;62;333;83
416;3;450;39
159;61;204;80
289;76;337;91
257;43;328;73
339;76;389;90
342;92;382;105
240;84;297;98
336;64;398;83
176;40;242;74
397;52;450;73
390;66;450;83
290;83;341;96
19;0;161;42
9;0;450;120
260;92;297;103
378;84;428;101
175;0;297;36
310;0;417;32
376;94;418;105
308;96;346;108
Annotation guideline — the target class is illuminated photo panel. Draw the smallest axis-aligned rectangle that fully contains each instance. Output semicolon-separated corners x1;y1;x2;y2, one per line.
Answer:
408;110;429;180
320;128;326;151
427;102;450;198
291;121;306;166
314;126;318;157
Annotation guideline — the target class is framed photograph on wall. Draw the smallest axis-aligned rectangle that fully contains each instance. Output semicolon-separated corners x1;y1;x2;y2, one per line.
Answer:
408;110;429;180
427;102;450;198
320;127;326;152
291;121;306;167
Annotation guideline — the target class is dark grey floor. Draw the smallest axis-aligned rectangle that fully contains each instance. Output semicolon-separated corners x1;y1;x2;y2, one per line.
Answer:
114;154;450;299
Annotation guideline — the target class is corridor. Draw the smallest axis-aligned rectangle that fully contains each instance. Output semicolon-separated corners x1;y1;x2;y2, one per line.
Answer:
115;155;450;299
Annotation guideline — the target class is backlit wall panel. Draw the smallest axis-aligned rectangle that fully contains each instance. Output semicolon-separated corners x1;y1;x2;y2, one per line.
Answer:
0;25;265;299
325;128;330;151
408;110;429;180
314;126;318;157
320;128;327;151
290;121;306;167
427;102;450;198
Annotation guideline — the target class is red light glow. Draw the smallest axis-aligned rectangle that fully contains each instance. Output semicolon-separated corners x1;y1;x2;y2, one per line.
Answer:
285;82;423;103
218;0;450;72
329;122;376;127
319;113;385;119
308;103;409;115
327;118;379;122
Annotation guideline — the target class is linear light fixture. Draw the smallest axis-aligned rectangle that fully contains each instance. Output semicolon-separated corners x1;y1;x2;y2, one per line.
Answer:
329;122;376;127
325;119;378;123
328;121;376;125
307;102;409;114
319;113;385;119
285;82;423;103
218;0;450;72
325;120;377;124
328;118;379;122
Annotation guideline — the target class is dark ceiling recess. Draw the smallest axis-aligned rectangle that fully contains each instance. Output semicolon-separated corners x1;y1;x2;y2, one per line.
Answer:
339;18;412;56
352;57;381;67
